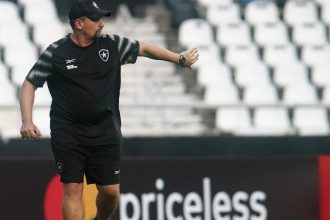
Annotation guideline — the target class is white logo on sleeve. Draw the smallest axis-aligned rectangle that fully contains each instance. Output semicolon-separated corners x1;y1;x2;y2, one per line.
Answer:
98;49;109;62
114;170;120;175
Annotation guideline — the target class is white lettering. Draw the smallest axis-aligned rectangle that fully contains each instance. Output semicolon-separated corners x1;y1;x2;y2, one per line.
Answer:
250;191;267;220
166;193;183;220
120;193;140;220
142;193;156;220
233;191;249;220
203;178;211;220
213;192;231;220
183;192;203;220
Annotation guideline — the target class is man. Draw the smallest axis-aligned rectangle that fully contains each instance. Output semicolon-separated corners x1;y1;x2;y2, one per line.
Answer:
19;0;198;220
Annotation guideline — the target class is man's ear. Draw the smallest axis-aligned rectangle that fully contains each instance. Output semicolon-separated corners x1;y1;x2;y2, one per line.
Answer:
75;19;83;30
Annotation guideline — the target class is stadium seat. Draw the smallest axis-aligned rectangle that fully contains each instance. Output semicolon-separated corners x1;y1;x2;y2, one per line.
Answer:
197;63;233;87
292;22;327;47
273;63;309;88
32;107;51;137
0;108;21;139
204;84;240;105
254;22;289;47
293;107;329;135
301;45;330;68
216;22;252;47
263;44;299;67
0;81;17;107
3;43;38;70
34;84;52;107
192;44;222;69
243;84;279;105
178;19;214;48
283;0;318;26
0;1;21;24
321;86;330;104
321;3;330;25
253;107;292;135
215;107;252;134
312;64;330;87
206;4;241;27
235;63;271;87
244;0;279;26
283;83;319;105
225;44;261;68
197;0;233;8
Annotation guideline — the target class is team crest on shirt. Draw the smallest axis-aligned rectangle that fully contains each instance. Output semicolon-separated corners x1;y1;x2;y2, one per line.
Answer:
98;49;109;62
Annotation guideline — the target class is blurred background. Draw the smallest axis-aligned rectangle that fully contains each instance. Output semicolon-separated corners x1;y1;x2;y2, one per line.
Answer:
0;0;330;219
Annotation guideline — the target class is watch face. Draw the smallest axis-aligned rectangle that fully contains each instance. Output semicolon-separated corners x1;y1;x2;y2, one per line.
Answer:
180;55;185;66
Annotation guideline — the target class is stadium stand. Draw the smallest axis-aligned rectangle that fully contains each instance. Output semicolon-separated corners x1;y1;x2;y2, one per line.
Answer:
0;0;330;138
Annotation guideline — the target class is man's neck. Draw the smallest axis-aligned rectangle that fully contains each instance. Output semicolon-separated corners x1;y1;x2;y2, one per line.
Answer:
70;32;94;47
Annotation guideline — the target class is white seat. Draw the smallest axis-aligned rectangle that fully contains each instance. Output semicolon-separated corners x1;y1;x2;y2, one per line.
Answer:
23;1;60;26
245;0;279;26
235;63;271;87
283;83;318;105
322;86;330;104
206;4;241;27
32;107;51;137
197;0;233;8
0;108;21;139
243;84;278;105
0;1;21;24
316;0;330;7
293;107;329;135
312;64;330;87
197;64;233;87
225;44;261;68
254;107;292;135
215;107;252;134
0;81;17;106
193;44;222;70
301;45;330;68
283;0;318;26
0;22;30;47
0;62;8;82
292;22;327;47
321;3;330;25
254;22;289;47
263;44;299;67
273;63;309;87
4;43;38;69
216;22;252;47
33;22;66;51
178;19;214;48
204;84;240;105
34;84;52;107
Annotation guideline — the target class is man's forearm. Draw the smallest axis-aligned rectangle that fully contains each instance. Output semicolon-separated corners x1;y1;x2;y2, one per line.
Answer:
139;42;180;64
19;80;36;123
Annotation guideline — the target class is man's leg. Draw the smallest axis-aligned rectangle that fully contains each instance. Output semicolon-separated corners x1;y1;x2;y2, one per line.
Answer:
94;184;120;220
62;183;84;220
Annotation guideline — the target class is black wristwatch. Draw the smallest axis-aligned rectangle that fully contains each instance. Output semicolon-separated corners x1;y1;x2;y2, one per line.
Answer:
178;54;186;67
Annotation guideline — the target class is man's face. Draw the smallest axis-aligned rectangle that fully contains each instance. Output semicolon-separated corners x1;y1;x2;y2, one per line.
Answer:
77;16;104;38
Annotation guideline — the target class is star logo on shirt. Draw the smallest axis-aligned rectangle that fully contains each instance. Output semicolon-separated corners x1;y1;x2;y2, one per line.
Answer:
98;49;109;62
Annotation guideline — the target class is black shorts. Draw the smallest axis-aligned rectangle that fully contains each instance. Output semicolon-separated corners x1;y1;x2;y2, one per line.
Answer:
51;141;122;185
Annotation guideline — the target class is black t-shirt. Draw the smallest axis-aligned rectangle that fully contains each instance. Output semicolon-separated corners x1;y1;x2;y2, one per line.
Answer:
26;34;139;144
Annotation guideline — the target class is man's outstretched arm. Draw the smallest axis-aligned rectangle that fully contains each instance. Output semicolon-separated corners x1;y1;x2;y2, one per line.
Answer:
19;79;41;139
138;41;199;69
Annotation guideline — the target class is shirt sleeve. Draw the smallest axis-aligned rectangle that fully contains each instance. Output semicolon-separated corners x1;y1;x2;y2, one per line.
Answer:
108;34;140;65
26;45;54;88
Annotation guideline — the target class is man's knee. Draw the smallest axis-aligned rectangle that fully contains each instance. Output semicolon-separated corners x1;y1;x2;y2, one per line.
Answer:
97;184;120;201
63;183;84;200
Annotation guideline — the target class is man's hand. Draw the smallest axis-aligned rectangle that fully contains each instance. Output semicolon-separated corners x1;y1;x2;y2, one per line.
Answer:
181;48;199;69
20;122;41;139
